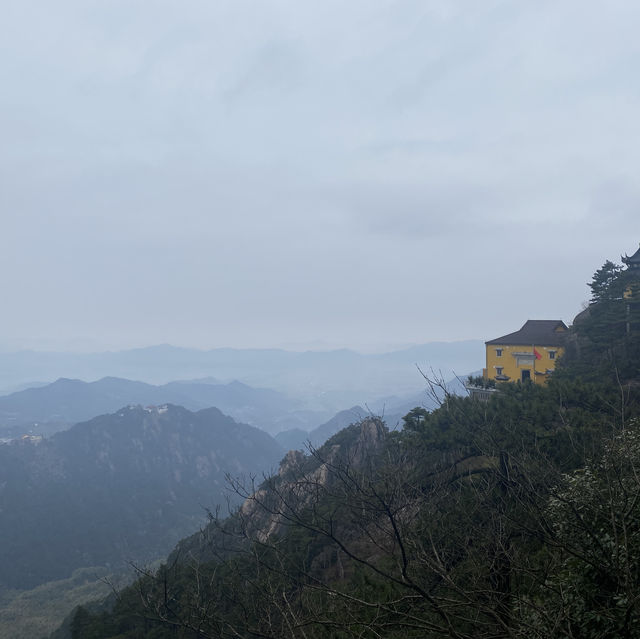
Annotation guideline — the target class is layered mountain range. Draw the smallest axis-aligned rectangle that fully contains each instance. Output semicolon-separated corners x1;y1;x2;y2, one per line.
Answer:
0;372;466;443
0;377;327;438
0;341;483;409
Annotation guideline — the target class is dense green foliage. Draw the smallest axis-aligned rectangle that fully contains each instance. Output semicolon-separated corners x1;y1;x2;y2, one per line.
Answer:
557;259;640;382
61;258;640;638
68;386;640;637
521;425;640;637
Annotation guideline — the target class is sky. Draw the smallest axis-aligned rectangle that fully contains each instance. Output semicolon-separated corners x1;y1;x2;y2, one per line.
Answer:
1;0;639;353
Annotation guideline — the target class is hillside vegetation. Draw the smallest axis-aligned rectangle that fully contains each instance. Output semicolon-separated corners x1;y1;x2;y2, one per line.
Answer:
0;568;115;639
60;259;640;638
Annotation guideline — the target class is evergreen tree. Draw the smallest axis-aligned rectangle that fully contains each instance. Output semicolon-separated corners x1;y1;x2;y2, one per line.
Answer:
588;260;625;303
559;259;640;382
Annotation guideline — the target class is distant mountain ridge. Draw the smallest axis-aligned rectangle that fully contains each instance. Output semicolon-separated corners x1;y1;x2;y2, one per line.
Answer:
0;341;484;410
0;376;321;437
274;406;367;451
274;373;471;452
0;404;284;590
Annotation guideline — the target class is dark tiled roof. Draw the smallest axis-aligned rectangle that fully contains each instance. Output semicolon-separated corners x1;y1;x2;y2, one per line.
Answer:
623;244;640;267
486;320;568;346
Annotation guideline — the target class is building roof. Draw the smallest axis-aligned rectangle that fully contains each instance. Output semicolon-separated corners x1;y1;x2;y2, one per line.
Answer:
486;320;568;346
622;243;640;269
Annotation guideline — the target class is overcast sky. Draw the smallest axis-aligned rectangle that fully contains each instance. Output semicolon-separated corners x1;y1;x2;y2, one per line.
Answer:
1;0;639;352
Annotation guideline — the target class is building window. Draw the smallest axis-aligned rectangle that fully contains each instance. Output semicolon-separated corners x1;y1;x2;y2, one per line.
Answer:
496;367;503;375
549;351;556;359
496;349;503;357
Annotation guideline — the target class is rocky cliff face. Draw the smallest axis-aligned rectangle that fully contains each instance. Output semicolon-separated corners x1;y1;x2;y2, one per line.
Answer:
178;417;388;558
243;417;387;541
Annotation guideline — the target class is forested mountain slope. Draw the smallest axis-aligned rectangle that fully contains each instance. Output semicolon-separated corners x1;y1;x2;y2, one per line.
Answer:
67;380;640;639
66;258;640;639
0;404;283;590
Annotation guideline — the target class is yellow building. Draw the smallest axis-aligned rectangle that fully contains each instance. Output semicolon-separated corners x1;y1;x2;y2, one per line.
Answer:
484;320;567;384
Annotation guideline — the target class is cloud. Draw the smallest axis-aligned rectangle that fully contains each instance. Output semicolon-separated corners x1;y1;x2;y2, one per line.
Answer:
329;183;497;239
587;179;640;225
1;1;640;350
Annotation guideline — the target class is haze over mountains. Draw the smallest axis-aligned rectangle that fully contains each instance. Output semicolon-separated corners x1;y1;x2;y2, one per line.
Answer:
0;340;480;637
0;341;483;402
0;376;312;438
0;404;283;591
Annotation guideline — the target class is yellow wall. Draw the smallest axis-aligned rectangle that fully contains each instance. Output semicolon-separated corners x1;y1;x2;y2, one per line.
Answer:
484;343;564;385
624;282;639;299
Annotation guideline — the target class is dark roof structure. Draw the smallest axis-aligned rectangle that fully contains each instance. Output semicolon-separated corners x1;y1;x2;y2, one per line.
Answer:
622;243;640;270
486;320;568;346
